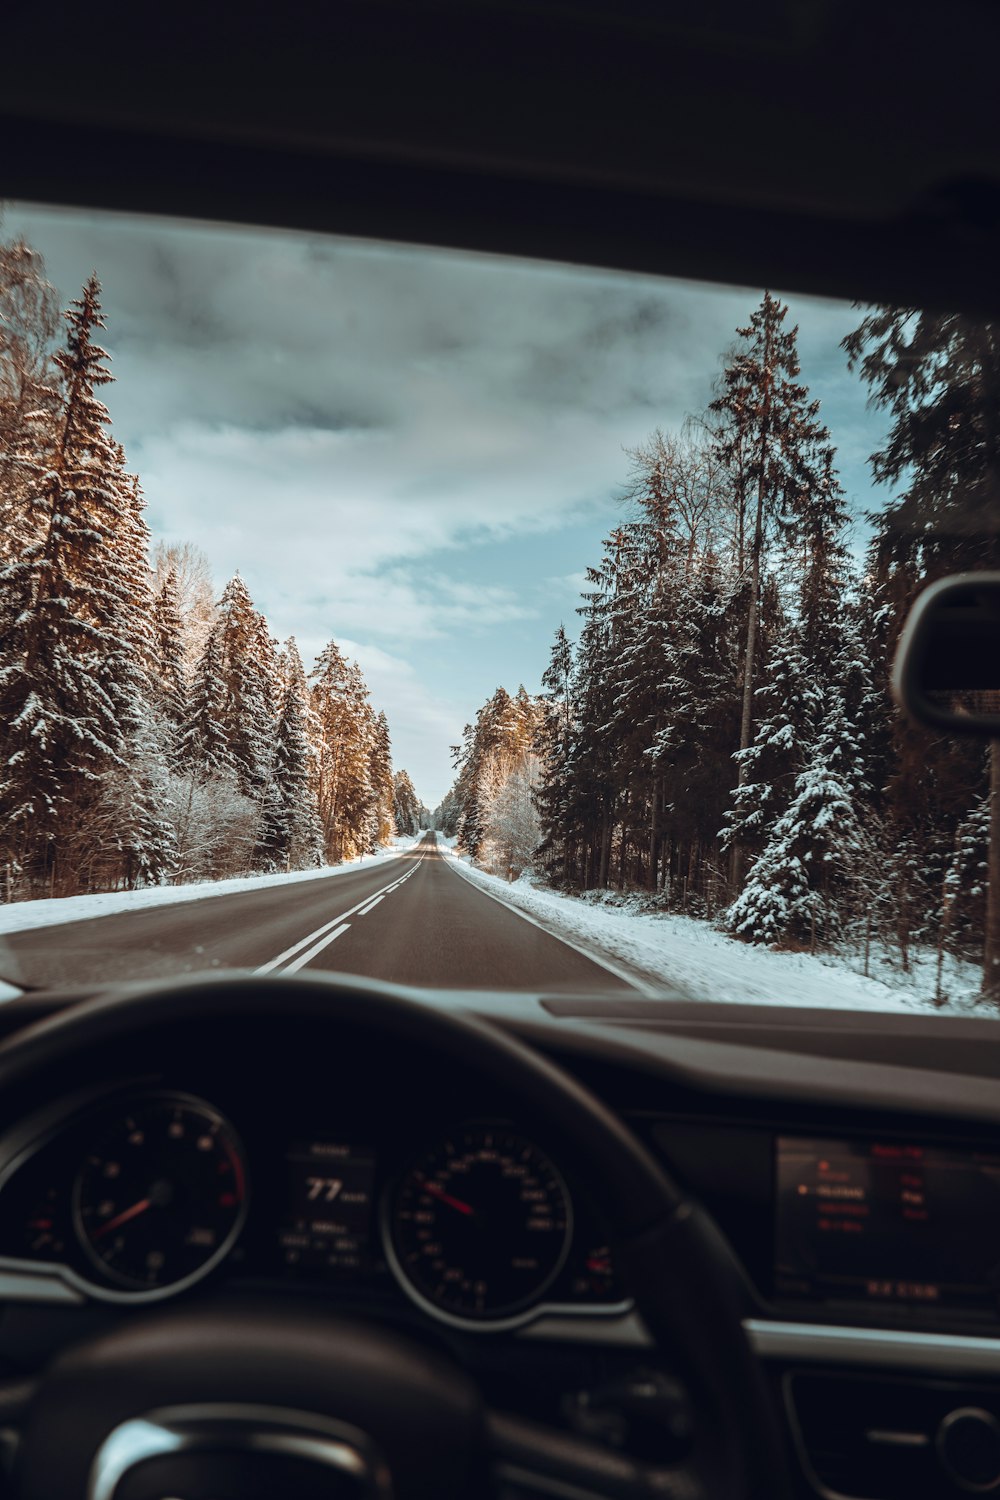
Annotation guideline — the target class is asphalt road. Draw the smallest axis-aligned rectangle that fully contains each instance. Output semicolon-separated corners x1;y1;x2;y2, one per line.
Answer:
0;834;637;994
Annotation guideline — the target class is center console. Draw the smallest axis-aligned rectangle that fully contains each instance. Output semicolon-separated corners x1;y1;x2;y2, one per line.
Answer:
643;1116;1000;1498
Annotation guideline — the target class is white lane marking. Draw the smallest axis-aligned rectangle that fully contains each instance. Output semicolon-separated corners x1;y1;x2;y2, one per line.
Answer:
255;874;404;974
254;849;426;972
280;923;351;974
444;858;658;997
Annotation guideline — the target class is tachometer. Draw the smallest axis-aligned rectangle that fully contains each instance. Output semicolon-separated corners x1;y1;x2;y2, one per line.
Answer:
73;1093;247;1293
386;1125;572;1325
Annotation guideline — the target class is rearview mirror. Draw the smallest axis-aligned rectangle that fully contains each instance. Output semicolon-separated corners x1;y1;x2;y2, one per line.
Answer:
893;573;1000;736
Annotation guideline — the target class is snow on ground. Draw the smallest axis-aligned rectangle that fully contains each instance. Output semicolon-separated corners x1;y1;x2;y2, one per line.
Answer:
0;835;424;938
445;850;985;1016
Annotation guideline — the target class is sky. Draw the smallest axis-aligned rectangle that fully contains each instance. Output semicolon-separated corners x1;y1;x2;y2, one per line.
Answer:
3;200;892;807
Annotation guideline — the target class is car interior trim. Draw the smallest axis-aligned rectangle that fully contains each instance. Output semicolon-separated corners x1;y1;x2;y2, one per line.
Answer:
0;1266;84;1307
747;1319;1000;1374
522;1313;1000;1376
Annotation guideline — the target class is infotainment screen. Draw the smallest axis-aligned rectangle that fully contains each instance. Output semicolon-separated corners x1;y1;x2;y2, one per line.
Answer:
775;1137;1000;1311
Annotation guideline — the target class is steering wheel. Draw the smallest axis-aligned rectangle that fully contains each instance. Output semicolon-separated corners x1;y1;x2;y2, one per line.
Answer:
0;974;791;1500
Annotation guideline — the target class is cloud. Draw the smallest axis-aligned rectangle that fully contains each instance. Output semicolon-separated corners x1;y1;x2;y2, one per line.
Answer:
5;202;891;800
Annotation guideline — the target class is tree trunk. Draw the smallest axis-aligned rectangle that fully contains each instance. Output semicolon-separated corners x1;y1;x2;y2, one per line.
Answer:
648;777;660;892
598;805;612;888
729;316;772;893
983;738;1000;1002
730;493;764;891
687;840;699;904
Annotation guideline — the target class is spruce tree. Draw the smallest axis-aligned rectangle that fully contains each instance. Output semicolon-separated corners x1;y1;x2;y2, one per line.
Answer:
257;679;323;870
0;277;153;892
0;237;60;562
151;566;189;744
392;770;421;836
710;292;838;888
726;692;872;948
368;711;396;851
844;306;1000;997
215;574;277;797
311;643;377;863
535;625;578;881
178;624;235;780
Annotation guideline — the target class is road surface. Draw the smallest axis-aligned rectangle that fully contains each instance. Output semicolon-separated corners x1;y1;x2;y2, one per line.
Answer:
0;834;641;994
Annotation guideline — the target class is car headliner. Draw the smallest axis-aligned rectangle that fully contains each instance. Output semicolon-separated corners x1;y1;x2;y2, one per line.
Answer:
1;0;998;317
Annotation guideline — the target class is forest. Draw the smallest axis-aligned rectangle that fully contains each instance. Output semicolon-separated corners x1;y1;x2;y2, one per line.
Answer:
441;294;1000;1001
0;237;425;899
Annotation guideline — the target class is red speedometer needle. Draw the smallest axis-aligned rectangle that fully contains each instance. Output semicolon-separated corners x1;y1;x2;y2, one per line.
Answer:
92;1197;152;1240
420;1179;475;1217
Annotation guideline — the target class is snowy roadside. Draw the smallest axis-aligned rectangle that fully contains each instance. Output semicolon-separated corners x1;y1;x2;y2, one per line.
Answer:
0;835;424;937
444;850;984;1016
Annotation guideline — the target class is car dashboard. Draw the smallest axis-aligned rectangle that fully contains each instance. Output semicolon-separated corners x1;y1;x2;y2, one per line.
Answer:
0;1073;625;1330
0;987;999;1500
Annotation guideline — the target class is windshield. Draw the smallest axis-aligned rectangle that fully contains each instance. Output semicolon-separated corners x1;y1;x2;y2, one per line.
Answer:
0;202;997;1014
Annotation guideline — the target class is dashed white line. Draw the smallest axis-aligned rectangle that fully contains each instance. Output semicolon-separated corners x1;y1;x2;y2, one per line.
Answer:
278;922;352;974
254;849;427;973
256;875;403;973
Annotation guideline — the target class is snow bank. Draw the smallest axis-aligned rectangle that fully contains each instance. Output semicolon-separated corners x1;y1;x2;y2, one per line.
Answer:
455;863;986;1017
0;835;424;937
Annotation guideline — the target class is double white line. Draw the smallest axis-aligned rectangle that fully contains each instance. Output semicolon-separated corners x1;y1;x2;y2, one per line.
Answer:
255;865;418;975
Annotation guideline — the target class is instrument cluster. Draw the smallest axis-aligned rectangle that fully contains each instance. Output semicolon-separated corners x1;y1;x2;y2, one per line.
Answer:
0;1087;626;1329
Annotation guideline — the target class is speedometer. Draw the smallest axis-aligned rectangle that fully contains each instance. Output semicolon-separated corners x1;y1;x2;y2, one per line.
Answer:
385;1125;572;1325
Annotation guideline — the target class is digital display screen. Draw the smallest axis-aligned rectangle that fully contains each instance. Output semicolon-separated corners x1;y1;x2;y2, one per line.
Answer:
775;1136;1000;1311
278;1141;376;1272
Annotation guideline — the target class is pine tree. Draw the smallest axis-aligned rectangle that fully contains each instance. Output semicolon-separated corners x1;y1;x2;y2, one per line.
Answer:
726;692;873;948
721;609;811;868
257;679;323;870
368;711;396;851
0;277;156;892
311;642;376;863
151;540;216;670
648;553;744;909
0;237;60;562
215;574;277;797
151;566;189;743
392;770;421;836
710;292;839;888
535;625;578;880
942;786;990;961
178;624;235;780
844;306;1000;997
97;717;179;890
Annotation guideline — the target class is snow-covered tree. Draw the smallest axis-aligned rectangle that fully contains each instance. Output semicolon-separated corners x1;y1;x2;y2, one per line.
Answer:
0;236;60;561
152;540;216;670
0;276;161;893
257;678;323;871
214;574;278;797
726;693;873;947
178;623;236;781
484;751;542;878
709;292;840;887
311;642;377;863
151;567;188;747
844;305;1000;998
368;711;396;851
393;770;421;836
